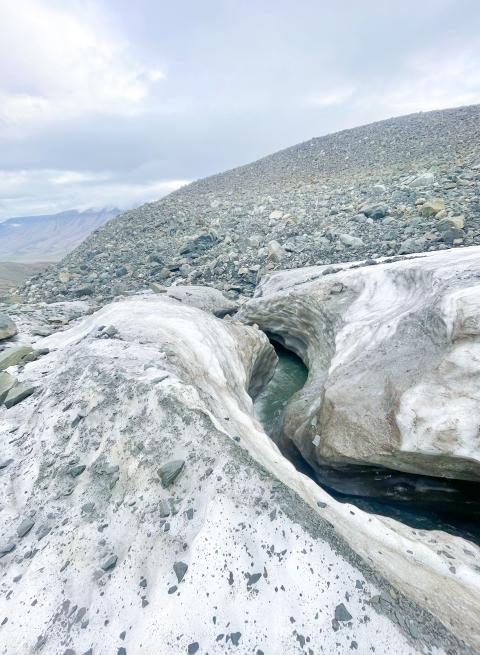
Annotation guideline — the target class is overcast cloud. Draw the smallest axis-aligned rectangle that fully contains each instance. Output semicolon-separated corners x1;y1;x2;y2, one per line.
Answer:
1;0;480;219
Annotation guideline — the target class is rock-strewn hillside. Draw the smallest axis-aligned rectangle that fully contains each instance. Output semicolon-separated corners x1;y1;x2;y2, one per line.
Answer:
20;105;480;304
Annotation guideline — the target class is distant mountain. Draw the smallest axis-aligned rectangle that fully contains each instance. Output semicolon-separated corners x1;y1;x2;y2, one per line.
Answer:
0;208;121;262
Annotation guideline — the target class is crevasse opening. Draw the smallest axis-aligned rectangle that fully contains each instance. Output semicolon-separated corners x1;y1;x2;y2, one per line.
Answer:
252;334;480;545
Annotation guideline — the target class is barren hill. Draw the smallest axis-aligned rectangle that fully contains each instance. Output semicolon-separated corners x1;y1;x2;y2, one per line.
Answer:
21;105;480;303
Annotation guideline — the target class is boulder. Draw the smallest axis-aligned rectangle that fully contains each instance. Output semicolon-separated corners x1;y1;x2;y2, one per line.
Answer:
0;371;16;403
0;313;17;341
440;228;465;245
398;237;427;254
4;382;35;408
158;459;185;487
0;345;33;370
339;234;365;248
269;210;284;220
360;203;387;219
409;172;435;187
422;198;445;217
159;285;238;317
438;215;465;231
180;232;217;256
267;240;285;262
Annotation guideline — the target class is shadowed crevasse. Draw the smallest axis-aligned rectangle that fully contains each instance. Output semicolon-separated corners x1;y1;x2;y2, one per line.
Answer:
253;336;480;545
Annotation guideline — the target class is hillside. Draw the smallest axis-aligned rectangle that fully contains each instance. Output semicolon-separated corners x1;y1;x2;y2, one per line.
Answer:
0;208;120;263
20;105;480;303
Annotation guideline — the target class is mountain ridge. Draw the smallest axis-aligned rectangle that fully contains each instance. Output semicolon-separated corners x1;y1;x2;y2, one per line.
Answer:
0;208;120;263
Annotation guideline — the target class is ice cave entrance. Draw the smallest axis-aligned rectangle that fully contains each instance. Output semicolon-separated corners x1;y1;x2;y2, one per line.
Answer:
254;337;480;546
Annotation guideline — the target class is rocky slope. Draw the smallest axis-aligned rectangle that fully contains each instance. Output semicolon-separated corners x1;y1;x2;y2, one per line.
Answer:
19;104;480;304
1;295;479;654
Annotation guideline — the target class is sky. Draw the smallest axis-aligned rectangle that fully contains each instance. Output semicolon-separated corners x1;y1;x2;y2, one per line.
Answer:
1;0;480;220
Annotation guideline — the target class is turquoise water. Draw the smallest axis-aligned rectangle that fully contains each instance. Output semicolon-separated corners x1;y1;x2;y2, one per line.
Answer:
253;341;308;444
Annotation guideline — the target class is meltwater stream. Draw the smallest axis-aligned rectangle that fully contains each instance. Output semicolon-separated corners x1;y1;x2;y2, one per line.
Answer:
254;341;308;444
254;341;480;546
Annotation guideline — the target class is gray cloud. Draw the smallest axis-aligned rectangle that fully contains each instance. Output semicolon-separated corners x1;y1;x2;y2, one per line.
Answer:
1;0;480;219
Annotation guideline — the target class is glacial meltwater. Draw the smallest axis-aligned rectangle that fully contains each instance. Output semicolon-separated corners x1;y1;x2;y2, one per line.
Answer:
254;341;308;444
254;341;480;545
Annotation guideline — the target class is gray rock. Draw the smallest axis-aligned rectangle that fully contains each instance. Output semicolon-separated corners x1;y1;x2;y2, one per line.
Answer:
0;371;16;403
173;561;188;583
4;382;35;408
150;282;167;293
149;252;164;264
230;632;241;646
421;198;445;217
437;216;464;231
164;286;238;317
72;286;94;297
17;517;35;538
0;314;17;341
409;172;435;187
180;233;217;256
22;351;42;363
335;603;352;622
101;325;118;338
248;234;263;248
398;237;426;254
68;464;86;477
247;572;262;585
339;234;364;248
361;203;387;219
158;460;185;488
0;346;33;370
0;543;16;558
31;326;53;337
267;240;285;262
440;228;465;245
101;554;118;571
81;502;95;514
36;524;51;540
159;500;170;518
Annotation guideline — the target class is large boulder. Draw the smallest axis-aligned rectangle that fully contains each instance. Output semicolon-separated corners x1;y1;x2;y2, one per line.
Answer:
150;284;239;317
0;345;33;370
0;313;17;341
1;295;478;653
239;246;480;491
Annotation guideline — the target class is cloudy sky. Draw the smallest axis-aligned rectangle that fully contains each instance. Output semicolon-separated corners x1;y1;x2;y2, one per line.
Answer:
1;0;480;220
